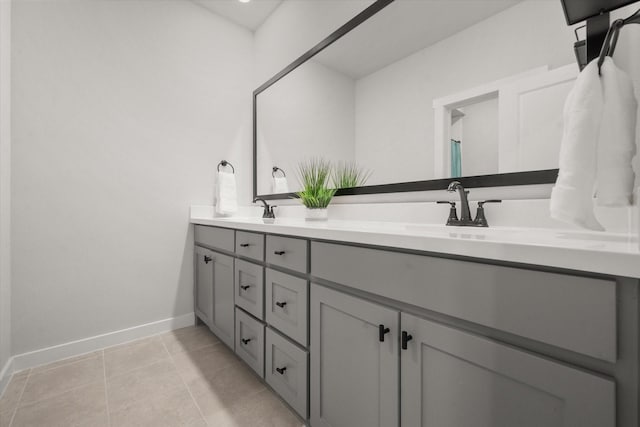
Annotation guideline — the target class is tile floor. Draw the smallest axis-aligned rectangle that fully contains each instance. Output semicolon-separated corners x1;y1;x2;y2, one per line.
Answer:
0;326;304;427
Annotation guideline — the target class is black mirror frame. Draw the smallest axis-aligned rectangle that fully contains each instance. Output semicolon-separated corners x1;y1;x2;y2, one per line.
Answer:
252;0;559;201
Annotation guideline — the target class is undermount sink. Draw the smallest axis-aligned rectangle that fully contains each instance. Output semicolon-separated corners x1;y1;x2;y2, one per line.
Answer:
406;223;635;245
554;231;634;243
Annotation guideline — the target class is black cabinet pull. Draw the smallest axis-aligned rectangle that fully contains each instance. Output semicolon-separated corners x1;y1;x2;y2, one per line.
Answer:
275;301;287;308
379;324;390;342
240;285;251;291
401;331;413;350
204;255;212;264
275;366;287;375
240;243;250;248
274;250;285;256
241;338;252;345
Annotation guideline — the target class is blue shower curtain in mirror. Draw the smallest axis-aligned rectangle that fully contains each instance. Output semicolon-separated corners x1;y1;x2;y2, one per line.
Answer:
451;139;462;178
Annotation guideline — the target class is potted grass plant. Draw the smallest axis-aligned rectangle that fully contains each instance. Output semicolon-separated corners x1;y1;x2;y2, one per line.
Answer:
296;158;336;221
333;161;371;189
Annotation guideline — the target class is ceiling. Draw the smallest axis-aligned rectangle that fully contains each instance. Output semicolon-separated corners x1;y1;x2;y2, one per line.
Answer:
194;0;283;31
314;0;524;79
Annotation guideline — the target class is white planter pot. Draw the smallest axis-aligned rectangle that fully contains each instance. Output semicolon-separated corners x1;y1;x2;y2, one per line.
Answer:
305;208;328;221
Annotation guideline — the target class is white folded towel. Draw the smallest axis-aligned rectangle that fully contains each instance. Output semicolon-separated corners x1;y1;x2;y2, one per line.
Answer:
215;171;238;215
272;176;289;194
550;58;637;231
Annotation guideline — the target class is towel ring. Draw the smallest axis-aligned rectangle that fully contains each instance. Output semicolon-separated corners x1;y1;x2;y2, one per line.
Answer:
272;167;286;178
217;160;235;173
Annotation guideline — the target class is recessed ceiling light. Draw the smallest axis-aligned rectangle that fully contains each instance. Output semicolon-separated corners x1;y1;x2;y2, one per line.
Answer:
238;0;251;3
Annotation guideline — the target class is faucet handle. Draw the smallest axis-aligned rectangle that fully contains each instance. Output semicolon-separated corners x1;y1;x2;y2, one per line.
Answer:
477;199;502;208
436;201;458;225
474;200;501;227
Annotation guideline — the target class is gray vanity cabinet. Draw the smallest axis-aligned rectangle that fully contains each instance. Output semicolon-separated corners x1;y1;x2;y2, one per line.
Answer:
310;284;399;427
194;245;235;349
195;246;215;328
400;312;616;427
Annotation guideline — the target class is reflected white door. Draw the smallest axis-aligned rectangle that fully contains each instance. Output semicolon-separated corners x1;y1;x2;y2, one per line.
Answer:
498;63;579;173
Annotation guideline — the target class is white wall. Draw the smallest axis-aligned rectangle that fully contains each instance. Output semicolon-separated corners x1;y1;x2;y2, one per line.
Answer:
0;0;11;374
254;0;374;85
11;0;253;354
256;58;355;194
354;0;576;185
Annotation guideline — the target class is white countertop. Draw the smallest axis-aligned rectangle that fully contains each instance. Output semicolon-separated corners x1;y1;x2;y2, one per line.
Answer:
190;214;640;278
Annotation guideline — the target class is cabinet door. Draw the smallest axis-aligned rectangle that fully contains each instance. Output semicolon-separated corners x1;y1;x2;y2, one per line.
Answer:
195;247;235;349
310;284;399;427
195;246;215;328
211;252;235;349
401;313;615;427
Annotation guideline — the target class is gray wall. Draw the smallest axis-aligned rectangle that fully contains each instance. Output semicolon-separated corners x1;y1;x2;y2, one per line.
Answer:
0;0;11;373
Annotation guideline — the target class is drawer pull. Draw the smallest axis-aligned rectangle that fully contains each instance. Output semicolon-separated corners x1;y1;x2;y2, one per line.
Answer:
240;285;252;291
275;366;287;375
239;243;251;248
401;331;413;350
204;255;212;264
274;250;286;256
241;338;252;345
275;301;287;308
379;324;390;342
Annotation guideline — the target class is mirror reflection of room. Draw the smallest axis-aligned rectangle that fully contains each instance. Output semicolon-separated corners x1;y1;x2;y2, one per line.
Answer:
448;97;499;178
256;0;581;195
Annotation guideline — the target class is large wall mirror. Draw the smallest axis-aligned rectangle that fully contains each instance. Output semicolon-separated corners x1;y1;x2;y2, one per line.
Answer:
254;0;579;199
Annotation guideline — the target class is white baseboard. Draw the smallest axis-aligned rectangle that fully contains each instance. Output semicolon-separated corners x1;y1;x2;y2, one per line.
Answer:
7;312;194;376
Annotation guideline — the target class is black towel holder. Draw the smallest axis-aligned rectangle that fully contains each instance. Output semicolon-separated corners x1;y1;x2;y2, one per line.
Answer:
217;160;235;173
272;167;286;178
597;8;640;75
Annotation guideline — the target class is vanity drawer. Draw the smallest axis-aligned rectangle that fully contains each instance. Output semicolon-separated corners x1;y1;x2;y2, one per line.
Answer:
266;235;308;273
194;225;234;253
265;268;308;346
235;259;264;320
235;231;265;262
265;327;309;419
235;308;265;378
311;241;617;362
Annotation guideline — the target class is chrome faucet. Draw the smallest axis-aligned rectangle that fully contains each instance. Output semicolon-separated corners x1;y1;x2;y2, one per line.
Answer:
447;181;473;224
254;198;276;219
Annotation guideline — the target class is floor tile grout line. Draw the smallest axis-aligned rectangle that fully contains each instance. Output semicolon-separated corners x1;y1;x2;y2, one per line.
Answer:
7;328;210;425
102;350;112;427
28;351;101;376
160;340;210;427
102;334;165;355
104;354;173;382
8;368;32;427
103;335;179;381
12;378;108;410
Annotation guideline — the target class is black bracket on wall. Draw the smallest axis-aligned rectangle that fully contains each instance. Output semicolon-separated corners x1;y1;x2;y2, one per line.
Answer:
586;12;610;63
562;0;640;69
